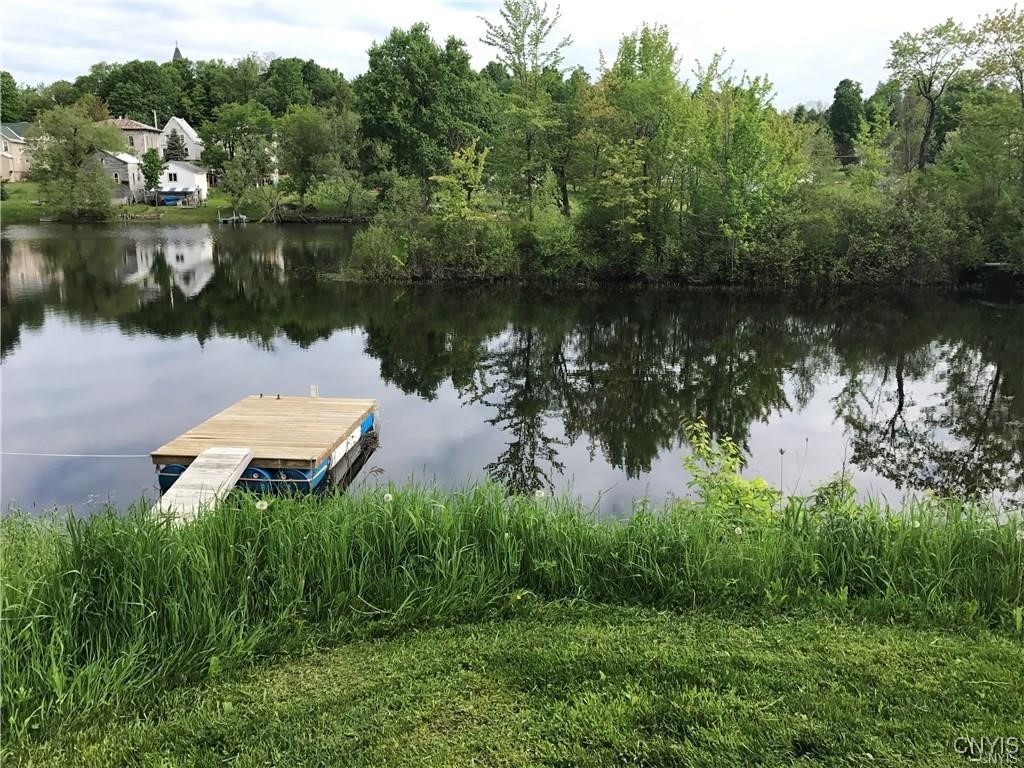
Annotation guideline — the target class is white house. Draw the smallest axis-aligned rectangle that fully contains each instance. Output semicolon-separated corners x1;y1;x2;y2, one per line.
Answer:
96;150;146;204
157;160;209;205
159;116;203;161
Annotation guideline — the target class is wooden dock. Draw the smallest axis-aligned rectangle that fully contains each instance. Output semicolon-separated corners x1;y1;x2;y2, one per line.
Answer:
151;395;378;520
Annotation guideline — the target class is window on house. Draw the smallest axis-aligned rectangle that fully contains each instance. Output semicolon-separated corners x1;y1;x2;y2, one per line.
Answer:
113;172;119;182
169;172;178;182
2;140;8;152
129;136;135;147
175;253;185;263
184;148;189;158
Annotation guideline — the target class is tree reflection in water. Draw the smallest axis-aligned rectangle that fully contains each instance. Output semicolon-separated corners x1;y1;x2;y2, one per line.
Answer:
3;226;1021;497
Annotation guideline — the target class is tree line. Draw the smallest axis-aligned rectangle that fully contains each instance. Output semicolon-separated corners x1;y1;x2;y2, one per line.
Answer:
3;2;1022;283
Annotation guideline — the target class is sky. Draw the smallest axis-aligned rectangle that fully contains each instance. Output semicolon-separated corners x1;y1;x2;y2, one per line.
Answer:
0;0;1007;108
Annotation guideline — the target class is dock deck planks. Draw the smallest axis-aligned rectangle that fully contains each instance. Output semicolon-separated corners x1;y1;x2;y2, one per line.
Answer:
151;396;378;469
152;446;253;522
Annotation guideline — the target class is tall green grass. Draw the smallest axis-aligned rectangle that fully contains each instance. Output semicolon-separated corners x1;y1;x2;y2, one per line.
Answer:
2;428;1022;740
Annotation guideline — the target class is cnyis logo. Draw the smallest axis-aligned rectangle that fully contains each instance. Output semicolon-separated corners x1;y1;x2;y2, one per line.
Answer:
953;736;1021;764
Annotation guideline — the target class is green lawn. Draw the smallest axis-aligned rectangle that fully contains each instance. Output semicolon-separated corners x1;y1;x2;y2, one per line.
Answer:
0;181;53;225
9;603;1022;767
0;181;249;225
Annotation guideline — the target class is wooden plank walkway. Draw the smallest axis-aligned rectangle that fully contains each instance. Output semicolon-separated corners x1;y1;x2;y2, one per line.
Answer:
151;396;377;469
152;447;253;522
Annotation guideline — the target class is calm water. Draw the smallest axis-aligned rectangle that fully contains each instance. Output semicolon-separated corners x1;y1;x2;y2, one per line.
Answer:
2;224;1022;516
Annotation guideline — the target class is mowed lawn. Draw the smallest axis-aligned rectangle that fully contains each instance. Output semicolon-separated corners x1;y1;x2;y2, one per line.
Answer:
11;603;1023;768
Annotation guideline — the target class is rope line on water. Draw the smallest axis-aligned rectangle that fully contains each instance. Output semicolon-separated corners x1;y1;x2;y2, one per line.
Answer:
1;451;150;459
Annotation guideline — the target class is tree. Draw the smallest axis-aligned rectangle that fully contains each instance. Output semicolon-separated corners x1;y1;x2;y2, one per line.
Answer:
977;6;1024;110
163;129;187;161
276;105;356;204
827;78;865;149
430;139;490;218
199;100;274;163
140;148;166;203
888;19;973;170
481;0;572;216
27;105;125;219
1;71;25;121
221;135;272;215
258;57;311;116
355;23;488;181
73;93;110;122
102;60;182;124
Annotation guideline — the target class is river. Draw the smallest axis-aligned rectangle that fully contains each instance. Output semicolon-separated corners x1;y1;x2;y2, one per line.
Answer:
2;224;1021;515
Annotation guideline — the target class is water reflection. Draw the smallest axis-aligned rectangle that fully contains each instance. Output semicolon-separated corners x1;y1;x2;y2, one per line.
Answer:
2;224;1021;508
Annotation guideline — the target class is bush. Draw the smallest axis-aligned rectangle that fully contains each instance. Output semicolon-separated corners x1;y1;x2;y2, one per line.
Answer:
351;223;407;280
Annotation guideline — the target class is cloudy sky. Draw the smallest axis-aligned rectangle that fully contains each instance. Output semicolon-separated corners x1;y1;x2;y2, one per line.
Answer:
1;0;1004;108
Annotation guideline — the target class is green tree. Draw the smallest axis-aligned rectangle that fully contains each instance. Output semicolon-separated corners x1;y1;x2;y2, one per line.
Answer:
430;139;490;218
163;129;187;161
977;6;1024;109
276;105;358;204
258;57;311;116
827;78;865;148
355;23;488;181
140;148;166;203
199;101;274;162
27;105;125;219
481;0;571;216
1;71;25;121
221;135;272;215
103;60;181;124
887;19;973;170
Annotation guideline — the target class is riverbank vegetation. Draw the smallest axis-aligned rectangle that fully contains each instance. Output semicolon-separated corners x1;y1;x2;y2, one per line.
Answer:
3;3;1022;283
3;425;1022;748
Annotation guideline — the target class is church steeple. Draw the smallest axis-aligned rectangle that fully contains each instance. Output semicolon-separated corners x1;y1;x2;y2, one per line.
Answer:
172;41;183;62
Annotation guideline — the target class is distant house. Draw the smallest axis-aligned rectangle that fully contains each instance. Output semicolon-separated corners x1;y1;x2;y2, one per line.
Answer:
157;160;209;206
96;150;145;204
99;117;161;157
159;116;204;161
1;122;33;181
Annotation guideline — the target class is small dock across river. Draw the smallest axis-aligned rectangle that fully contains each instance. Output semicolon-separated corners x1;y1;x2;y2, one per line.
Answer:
151;395;378;521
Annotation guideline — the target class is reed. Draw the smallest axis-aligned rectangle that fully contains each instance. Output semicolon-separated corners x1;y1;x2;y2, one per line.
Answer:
2;442;1021;741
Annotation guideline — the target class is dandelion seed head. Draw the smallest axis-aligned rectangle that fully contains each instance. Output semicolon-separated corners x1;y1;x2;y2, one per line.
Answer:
534;489;545;499
734;526;743;536
383;493;394;503
255;500;269;511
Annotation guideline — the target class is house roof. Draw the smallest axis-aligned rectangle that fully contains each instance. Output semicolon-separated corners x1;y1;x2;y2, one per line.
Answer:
166;160;206;174
1;122;32;141
98;149;140;165
102;117;160;132
162;116;202;144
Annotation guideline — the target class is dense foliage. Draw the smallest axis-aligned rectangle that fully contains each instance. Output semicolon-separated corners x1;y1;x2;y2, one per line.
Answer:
5;3;1023;282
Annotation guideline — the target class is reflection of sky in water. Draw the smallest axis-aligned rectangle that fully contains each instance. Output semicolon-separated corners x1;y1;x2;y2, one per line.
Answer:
2;226;1021;515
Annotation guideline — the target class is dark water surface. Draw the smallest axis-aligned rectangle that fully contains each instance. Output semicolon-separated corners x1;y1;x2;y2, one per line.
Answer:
2;224;1022;515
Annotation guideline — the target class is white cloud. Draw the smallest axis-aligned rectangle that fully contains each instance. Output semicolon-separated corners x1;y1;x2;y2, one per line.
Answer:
1;0;1006;106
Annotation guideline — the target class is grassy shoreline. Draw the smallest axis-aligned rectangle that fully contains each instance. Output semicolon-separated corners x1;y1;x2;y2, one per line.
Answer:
2;470;1022;747
1;181;246;225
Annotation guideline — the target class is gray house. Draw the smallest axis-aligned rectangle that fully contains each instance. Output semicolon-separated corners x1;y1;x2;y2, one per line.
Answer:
96;150;146;204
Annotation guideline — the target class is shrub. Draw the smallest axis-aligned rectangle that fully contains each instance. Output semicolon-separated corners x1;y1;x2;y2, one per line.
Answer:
351;223;407;280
